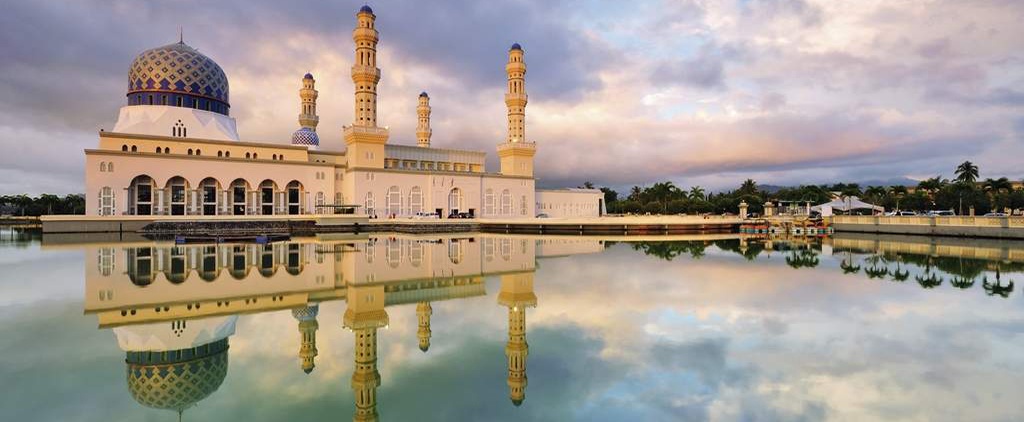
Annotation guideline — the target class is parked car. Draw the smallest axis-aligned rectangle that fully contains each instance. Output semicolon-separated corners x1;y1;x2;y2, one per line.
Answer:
447;212;474;219
983;212;1007;217
926;210;956;216
535;213;549;218
412;212;438;219
885;210;917;216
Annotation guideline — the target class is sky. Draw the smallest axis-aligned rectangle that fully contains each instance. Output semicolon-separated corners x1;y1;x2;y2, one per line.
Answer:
1;0;1023;195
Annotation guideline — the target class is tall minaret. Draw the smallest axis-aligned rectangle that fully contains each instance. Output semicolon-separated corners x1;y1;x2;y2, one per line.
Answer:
344;282;388;422
292;305;320;374
497;43;536;178
343;5;389;168
498;272;537;407
416;92;431;148
416;302;432;352
506;43;526;144
299;73;319;130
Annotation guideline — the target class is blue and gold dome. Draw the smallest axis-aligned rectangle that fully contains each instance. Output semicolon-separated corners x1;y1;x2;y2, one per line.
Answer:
127;41;231;116
291;127;320;148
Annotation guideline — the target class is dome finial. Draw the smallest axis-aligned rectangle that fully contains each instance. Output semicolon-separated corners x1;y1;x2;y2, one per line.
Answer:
178;26;183;44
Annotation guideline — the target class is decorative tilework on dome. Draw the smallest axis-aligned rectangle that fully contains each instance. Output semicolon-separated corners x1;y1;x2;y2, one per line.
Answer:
128;41;230;113
291;127;320;146
126;338;229;412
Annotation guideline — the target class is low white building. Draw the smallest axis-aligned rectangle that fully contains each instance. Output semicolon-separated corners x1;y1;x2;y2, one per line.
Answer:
535;188;605;217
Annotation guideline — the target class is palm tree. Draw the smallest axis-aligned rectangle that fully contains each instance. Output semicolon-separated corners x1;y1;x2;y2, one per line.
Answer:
739;179;758;196
629;186;643;202
889;185;908;211
864;186;887;204
840;252;861;274
982;268;1015;298
955;161;979;185
950;276;975;289
917;176;945;195
688;186;706;201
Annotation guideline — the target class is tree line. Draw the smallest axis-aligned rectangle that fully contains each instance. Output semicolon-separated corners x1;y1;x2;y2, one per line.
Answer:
0;194;85;216
587;161;1024;215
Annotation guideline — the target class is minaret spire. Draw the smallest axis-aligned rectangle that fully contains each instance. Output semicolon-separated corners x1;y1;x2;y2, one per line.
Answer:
416;92;432;148
498;272;537;407
299;73;319;131
416;302;432;351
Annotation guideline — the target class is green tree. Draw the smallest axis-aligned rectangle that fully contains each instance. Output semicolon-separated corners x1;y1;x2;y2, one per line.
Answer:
955;161;979;185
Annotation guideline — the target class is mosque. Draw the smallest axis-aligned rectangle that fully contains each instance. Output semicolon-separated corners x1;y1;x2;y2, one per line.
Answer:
83;5;603;220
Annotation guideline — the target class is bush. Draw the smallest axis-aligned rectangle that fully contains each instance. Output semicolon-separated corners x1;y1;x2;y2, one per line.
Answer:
666;199;688;214
687;199;713;214
643;202;663;215
619;200;641;214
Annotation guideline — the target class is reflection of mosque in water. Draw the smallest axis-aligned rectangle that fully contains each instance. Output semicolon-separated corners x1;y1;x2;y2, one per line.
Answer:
83;234;603;419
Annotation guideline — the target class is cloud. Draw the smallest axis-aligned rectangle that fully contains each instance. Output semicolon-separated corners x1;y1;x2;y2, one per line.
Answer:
2;0;1024;194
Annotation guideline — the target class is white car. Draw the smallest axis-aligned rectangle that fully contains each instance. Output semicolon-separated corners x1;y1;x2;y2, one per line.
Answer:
983;212;1007;217
412;212;439;219
885;210;917;216
926;210;956;216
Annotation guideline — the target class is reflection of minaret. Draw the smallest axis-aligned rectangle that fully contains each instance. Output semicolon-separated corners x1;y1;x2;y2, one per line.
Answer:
416;302;432;352
292;305;320;374
498;272;537;407
344;282;388;422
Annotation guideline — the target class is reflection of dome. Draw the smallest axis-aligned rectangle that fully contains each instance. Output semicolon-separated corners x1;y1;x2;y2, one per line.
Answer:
419;91;428;98
126;337;229;412
291;127;320;148
511;398;523;407
304;72;314;79
292;304;320;321
127;41;230;115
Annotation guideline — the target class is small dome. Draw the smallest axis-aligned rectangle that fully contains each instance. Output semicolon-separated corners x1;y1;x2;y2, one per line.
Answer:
419;344;429;352
303;367;314;374
359;5;373;14
304;73;314;79
419;91;428;98
511;398;524;406
127;41;230;115
291;127;320;147
510;43;522;51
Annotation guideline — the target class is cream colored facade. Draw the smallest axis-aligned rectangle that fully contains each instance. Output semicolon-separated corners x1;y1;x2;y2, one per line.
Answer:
536;188;606;217
83;7;604;220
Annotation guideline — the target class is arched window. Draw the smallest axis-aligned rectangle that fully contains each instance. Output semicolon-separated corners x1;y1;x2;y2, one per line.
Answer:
245;152;251;159
315;192;325;213
501;189;512;215
448;187;463;215
253;153;258;160
188;149;193;155
386;186;401;217
131;145;137;152
156;147;162;154
409;187;422;215
164;147;170;154
521;195;527;216
107;162;113;172
272;154;277;160
100;162;107;172
484;189;494;215
225;151;230;158
365;192;375;217
121;145;128;152
195;149;201;156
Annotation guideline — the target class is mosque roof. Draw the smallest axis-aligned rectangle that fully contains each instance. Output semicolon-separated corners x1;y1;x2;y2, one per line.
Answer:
128;41;230;109
510;43;522;51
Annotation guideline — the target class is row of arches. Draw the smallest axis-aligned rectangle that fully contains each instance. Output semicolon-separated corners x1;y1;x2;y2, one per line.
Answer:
120;244;308;286
122;175;309;216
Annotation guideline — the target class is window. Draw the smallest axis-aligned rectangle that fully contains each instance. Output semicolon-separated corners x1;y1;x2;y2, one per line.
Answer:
131;145;137;152
245;152;251;159
253;153;258;160
409;187;422;215
501;189;512;215
225;151;230;158
156;147;162;154
121;145;128;152
365;192;375;217
195;149;201;156
484;189;494;215
176;97;183;107
521;195;527;216
188;149;193;155
99;186;114;216
218;151;223;157
387;186;401;216
100;162;107;172
107;162;113;172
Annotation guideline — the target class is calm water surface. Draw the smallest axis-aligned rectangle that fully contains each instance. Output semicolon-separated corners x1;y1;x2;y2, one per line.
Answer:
1;228;1022;421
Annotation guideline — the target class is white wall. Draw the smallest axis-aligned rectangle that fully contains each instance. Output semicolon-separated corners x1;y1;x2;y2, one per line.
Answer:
535;189;604;218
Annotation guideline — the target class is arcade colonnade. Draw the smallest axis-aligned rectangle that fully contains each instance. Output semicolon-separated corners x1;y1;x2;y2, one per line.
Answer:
101;174;316;216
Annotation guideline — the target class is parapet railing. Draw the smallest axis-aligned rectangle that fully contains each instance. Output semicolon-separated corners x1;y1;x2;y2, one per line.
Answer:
834;215;1024;228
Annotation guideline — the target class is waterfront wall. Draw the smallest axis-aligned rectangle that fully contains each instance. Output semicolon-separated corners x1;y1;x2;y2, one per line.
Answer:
833;215;1024;239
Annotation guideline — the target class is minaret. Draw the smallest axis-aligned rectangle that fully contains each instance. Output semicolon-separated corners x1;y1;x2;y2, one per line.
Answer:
343;5;389;168
291;74;322;149
299;74;319;130
498;272;537;407
292;305;320;374
416;302;432;352
497;43;536;177
416;92;431;148
344;282;388;422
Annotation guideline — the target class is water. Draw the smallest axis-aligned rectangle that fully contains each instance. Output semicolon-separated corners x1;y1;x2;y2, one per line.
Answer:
1;228;1022;421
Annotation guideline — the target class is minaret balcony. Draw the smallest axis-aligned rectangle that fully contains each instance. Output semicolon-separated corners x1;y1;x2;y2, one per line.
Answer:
505;92;528;104
506;62;526;73
351;65;381;82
